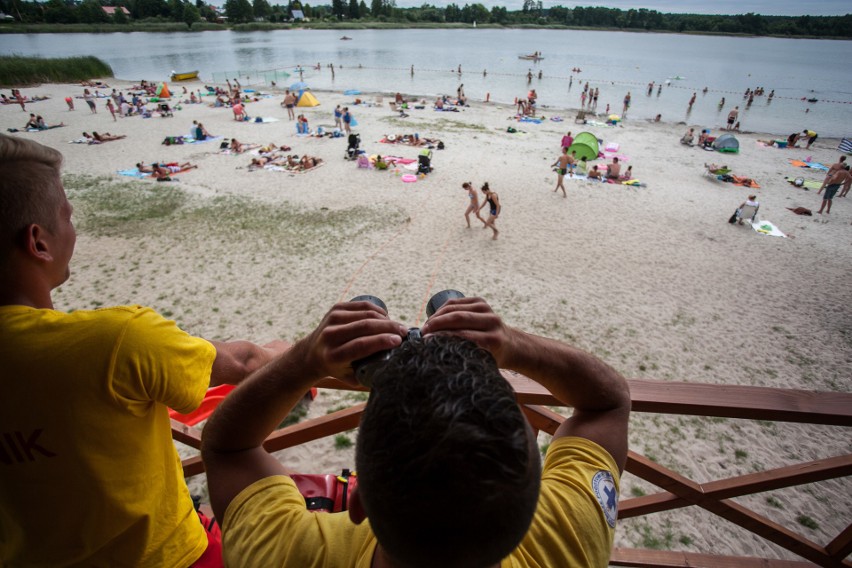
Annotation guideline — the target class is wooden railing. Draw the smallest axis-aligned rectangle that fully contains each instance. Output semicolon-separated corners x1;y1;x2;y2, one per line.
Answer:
173;376;852;568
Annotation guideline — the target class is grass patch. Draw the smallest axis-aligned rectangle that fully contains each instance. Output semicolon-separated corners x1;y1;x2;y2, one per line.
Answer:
278;400;309;429
766;496;784;509
734;449;748;461
334;434;353;450
65;174;405;257
796;515;819;530
639;524;674;549
0;55;112;86
630;486;646;497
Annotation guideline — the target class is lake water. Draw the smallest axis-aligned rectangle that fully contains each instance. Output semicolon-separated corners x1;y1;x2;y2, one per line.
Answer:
4;29;852;137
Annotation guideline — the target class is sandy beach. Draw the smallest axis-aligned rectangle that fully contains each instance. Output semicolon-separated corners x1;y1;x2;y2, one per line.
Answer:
2;80;850;560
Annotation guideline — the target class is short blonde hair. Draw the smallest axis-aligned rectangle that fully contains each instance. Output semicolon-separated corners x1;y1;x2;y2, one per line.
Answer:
0;134;64;261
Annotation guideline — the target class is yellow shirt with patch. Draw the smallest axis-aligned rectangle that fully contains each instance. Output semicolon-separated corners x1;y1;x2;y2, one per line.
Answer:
222;437;619;567
0;305;216;567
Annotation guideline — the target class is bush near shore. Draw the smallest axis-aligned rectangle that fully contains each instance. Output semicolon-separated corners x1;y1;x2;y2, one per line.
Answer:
0;56;113;86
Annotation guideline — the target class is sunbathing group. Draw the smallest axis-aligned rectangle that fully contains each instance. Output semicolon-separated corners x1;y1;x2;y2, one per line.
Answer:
136;161;198;180
249;150;322;172
382;133;436;147
434;96;463;110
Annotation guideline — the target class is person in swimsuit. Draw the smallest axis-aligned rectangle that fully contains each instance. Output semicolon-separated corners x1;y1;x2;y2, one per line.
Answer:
282;90;296;120
477;182;501;240
462;182;485;228
551;147;575;198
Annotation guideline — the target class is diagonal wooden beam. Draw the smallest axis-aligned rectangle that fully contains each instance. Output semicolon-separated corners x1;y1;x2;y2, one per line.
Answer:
827;522;852;561
261;403;365;453
624;452;848;567
521;404;564;435
622;454;852;518
181;404;366;478
609;547;816;567
171;419;203;449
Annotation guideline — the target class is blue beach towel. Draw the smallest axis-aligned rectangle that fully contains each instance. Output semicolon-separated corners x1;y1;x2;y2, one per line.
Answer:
116;169;151;178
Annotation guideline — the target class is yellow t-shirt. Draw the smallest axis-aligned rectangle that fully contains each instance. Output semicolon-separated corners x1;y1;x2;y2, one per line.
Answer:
222;437;619;568
0;305;216;567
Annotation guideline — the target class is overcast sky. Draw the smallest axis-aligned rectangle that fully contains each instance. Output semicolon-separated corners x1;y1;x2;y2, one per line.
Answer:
391;0;851;16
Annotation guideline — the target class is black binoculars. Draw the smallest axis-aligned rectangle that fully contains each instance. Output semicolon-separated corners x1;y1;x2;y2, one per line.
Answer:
350;289;464;387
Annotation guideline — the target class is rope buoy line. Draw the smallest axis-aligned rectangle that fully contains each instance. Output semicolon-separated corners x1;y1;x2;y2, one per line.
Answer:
326;65;852;105
218;64;851;104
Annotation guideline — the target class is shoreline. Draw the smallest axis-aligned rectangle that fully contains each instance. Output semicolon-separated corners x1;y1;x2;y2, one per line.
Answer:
2;23;851;41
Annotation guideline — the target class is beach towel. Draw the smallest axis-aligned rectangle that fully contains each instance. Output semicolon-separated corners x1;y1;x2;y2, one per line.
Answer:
116;168;151;178
789;159;829;171
519;117;542;124
604;142;619;152
784;176;820;190
751;220;786;238
252;117;280;123
586;120;617;128
265;161;326;174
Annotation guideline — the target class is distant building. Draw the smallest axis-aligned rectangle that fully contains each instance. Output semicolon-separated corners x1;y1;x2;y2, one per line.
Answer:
102;6;131;16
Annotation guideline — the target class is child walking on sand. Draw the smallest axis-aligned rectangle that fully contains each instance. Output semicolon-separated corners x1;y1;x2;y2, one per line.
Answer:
462;182;485;228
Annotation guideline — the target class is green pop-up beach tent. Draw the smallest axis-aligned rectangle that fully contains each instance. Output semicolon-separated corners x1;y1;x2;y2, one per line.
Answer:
568;132;599;161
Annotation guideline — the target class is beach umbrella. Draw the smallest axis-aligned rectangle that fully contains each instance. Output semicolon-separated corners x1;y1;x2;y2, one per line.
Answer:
608;114;621;121
290;81;309;91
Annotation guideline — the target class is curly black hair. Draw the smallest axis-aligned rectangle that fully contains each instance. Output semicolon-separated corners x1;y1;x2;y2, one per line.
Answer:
356;335;541;568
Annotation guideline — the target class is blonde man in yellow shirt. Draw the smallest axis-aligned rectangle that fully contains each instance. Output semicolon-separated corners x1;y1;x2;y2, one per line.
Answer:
0;134;287;567
202;296;630;568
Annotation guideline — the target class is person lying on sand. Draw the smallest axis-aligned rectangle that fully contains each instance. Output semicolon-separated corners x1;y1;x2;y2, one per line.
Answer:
227;139;262;154
91;131;126;142
299;156;323;171
152;162;198;180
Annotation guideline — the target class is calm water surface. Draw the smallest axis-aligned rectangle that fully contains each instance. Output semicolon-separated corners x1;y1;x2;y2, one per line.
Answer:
4;29;852;136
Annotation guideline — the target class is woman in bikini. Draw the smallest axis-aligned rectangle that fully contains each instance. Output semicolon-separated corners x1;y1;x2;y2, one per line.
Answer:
477;182;501;240
462;182;485;228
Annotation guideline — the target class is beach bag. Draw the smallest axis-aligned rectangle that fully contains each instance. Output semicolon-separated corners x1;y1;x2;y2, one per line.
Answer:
728;211;738;224
291;470;358;513
794;177;804;187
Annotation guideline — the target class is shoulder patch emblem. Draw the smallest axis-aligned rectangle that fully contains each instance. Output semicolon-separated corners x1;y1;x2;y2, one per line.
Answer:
592;470;618;528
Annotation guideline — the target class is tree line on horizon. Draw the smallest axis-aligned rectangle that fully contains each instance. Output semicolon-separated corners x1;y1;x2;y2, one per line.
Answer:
2;0;850;38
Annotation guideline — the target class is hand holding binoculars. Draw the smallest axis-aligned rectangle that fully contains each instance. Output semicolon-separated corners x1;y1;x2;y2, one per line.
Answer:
350;289;464;387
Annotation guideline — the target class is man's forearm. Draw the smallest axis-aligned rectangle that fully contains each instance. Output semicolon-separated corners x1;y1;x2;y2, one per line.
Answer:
202;342;318;453
503;329;630;413
208;339;288;387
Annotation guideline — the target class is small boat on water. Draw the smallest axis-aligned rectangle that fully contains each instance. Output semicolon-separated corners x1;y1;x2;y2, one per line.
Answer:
170;70;199;81
340;36;353;40
518;54;544;61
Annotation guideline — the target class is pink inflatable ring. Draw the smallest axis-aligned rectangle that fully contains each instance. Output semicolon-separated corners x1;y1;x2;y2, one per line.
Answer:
401;174;417;183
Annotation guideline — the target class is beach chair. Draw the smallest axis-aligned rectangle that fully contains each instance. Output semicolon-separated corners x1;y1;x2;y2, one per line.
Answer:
735;204;759;225
575;110;587;124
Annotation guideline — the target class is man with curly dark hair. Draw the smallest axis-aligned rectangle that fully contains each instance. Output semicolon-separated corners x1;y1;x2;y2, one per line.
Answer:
202;296;630;568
